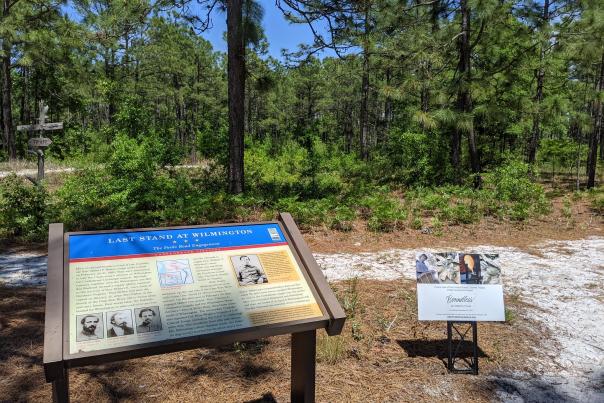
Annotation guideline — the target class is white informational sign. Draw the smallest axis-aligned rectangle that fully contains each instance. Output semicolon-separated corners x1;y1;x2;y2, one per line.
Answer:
415;252;504;321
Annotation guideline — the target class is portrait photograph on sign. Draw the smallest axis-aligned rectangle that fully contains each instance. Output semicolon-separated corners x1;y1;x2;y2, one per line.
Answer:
106;309;135;337
76;313;104;342
134;306;163;333
230;254;269;286
459;254;502;284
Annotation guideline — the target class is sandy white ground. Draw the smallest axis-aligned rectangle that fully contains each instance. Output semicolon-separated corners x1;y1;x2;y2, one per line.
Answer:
315;237;604;403
0;167;75;178
0;252;48;286
1;237;602;402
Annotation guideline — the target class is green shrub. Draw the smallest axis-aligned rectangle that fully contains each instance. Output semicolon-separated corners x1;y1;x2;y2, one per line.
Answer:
55;134;197;230
0;174;48;241
420;191;450;211
448;202;480;224
361;194;407;232
307;171;345;198
538;138;586;178
410;215;423;230
431;216;443;236
330;206;356;231
590;192;604;215
245;138;350;200
482;159;550;220
375;130;439;185
562;196;572;218
274;197;335;229
245;140;307;197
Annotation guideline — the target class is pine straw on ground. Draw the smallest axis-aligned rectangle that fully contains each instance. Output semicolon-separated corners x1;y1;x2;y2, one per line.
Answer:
0;279;548;403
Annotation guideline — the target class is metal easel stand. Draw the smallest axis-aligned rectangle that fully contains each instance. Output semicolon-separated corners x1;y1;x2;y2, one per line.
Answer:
447;321;478;375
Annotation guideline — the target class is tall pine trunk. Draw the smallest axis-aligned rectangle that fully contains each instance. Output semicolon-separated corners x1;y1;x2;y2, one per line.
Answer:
587;50;604;189
0;69;3;143
528;0;549;164
454;0;479;186
19;67;28;125
359;4;370;161
381;68;392;143
1;26;15;159
227;0;245;194
420;0;440;118
2;0;15;160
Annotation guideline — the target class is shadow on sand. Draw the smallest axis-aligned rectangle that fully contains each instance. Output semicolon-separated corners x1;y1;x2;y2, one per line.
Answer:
397;338;488;369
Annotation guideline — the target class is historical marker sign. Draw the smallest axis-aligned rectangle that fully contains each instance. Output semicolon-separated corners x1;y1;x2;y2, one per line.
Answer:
415;252;504;321
28;137;53;148
66;222;326;355
44;214;345;402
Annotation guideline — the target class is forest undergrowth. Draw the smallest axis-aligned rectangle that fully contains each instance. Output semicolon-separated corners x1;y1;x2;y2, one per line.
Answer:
1;134;601;244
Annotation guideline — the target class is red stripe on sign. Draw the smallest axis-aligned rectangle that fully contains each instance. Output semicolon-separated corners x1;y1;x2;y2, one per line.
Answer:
69;242;289;263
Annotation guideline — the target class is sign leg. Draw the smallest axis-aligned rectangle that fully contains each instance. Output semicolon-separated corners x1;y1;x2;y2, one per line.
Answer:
472;321;478;375
291;330;316;403
51;367;69;403
447;321;479;374
447;321;453;371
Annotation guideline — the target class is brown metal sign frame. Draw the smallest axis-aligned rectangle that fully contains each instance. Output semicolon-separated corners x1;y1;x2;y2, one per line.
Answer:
43;213;346;403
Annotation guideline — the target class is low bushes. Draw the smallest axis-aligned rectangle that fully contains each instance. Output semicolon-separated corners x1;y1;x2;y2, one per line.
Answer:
0;138;556;244
0;174;48;241
55;134;199;230
589;188;604;215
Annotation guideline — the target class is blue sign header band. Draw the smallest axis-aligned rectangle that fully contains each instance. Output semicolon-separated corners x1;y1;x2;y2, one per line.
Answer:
68;223;287;261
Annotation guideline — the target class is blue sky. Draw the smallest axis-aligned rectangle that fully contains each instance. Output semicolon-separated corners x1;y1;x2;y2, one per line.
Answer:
200;2;331;59
63;1;333;61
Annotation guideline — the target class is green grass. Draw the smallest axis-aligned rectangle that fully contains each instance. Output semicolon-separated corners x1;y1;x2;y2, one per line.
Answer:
317;335;347;364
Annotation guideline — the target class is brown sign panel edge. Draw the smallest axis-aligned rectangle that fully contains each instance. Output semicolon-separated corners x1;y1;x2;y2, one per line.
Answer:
43;213;346;378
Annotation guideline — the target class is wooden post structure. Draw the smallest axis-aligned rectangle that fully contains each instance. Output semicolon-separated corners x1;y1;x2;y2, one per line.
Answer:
17;101;62;182
291;330;316;403
43;223;68;402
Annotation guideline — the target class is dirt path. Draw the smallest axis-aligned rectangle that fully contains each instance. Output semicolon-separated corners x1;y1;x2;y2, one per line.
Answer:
1;237;602;402
0;162;208;179
0;167;75;178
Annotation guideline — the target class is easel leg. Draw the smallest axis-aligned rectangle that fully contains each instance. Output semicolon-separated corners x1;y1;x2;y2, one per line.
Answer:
291;330;316;403
447;321;453;371
447;321;479;374
52;367;69;403
472;321;478;375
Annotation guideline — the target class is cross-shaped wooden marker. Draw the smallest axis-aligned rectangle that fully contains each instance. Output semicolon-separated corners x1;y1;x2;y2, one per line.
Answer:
16;100;63;181
17;101;63;133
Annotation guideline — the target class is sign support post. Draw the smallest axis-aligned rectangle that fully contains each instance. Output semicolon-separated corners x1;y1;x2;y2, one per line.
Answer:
291;330;316;403
44;223;68;402
51;367;69;403
37;149;45;181
447;321;478;375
